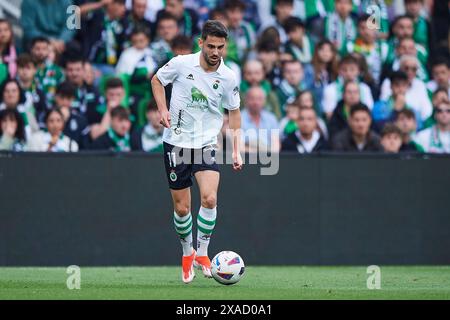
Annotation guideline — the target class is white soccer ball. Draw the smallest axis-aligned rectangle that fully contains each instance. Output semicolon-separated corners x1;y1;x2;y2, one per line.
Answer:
211;251;245;285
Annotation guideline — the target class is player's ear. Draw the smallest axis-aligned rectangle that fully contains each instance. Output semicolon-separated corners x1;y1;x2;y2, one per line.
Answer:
198;37;203;49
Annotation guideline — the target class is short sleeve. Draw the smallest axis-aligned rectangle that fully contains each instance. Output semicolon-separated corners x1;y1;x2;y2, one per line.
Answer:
222;76;241;110
156;56;181;86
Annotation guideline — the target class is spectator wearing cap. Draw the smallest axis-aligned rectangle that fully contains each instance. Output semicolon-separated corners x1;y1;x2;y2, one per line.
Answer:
380;55;433;126
414;102;450;153
331;103;382;152
281;106;328;153
394;109;424;152
131;100;163;152
322;55;374;120
90;106;133;151
20;0;75;54
54;82;89;149
155;0;200;39
64;56;101;121
224;0;257;63
26;108;78;152
82;0;130;77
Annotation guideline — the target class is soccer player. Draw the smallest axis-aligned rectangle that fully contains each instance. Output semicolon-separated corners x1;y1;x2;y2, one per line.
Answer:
151;20;243;284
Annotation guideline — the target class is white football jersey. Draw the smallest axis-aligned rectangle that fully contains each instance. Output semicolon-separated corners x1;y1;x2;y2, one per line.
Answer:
156;52;240;149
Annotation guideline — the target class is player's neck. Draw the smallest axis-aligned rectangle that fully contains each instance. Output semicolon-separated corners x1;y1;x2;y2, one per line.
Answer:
200;54;221;73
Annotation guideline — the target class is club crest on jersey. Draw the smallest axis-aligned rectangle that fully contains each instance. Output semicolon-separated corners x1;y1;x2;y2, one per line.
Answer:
213;80;220;89
187;86;209;111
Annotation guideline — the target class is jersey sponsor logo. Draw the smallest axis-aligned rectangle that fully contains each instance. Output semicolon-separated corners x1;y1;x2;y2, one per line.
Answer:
187;86;209;111
186;73;194;80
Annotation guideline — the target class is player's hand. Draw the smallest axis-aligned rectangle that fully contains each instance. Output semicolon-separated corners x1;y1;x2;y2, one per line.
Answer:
159;110;171;128
232;151;243;171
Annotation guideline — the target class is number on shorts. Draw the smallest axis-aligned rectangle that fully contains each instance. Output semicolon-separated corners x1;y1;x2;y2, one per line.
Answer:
166;152;176;167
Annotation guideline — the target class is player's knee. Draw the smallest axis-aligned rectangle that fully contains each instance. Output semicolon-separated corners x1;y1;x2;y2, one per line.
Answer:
174;203;190;216
201;194;217;209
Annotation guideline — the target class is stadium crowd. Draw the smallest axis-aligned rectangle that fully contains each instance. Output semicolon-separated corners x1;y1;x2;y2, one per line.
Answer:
0;0;449;154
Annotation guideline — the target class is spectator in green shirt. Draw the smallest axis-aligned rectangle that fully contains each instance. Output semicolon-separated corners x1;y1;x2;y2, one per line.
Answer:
30;37;65;105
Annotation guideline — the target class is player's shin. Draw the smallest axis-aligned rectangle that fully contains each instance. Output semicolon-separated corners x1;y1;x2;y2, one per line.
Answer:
173;212;194;256
196;206;217;257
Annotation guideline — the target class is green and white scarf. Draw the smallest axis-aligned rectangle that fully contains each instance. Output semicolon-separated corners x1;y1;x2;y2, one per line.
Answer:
104;16;121;65
325;12;357;56
108;127;130;152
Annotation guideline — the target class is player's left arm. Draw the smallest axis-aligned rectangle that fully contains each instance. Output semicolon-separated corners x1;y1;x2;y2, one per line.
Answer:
223;78;243;171
228;108;243;171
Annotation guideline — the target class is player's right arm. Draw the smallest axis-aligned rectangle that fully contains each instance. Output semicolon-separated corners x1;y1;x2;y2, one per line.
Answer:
151;57;181;129
151;75;171;128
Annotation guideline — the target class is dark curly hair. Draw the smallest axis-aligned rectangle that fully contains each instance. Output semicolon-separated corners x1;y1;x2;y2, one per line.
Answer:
0;108;26;142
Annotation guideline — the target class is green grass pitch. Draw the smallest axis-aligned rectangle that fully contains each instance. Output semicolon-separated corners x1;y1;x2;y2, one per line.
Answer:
1;266;449;300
